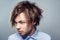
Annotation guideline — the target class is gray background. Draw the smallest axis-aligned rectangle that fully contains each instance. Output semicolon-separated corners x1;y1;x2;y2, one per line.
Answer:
0;0;60;40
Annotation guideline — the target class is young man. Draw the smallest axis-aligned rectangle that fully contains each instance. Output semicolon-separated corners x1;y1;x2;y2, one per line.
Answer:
8;1;51;40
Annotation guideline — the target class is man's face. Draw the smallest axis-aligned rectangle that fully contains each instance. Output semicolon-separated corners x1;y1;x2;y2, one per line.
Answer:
15;12;33;36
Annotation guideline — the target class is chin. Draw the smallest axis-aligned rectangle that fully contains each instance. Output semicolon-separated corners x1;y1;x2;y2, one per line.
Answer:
18;32;27;36
20;33;25;36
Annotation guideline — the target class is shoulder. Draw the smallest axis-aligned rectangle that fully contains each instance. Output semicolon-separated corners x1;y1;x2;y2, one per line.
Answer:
37;31;51;40
8;33;18;38
8;33;23;40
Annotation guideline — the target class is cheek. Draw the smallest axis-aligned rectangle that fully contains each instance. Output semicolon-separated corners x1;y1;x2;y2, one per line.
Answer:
22;24;27;30
25;24;32;32
21;24;28;31
22;23;32;33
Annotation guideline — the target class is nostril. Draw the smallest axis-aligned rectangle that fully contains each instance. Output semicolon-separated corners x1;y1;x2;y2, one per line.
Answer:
17;28;20;30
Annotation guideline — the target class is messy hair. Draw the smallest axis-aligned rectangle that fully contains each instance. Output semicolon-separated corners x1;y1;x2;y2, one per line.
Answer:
10;1;43;27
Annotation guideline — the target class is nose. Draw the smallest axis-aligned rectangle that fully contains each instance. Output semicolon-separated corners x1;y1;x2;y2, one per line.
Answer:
16;23;21;30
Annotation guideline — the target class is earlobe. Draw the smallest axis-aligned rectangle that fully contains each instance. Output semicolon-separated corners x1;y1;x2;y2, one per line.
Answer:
33;22;36;25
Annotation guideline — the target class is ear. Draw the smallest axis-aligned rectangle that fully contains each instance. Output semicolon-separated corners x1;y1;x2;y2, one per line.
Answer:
32;22;36;25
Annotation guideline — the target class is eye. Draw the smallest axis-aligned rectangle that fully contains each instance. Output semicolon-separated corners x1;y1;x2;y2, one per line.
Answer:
19;21;26;24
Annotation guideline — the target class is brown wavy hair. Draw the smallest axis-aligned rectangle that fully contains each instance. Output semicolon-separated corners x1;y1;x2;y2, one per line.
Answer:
10;1;43;27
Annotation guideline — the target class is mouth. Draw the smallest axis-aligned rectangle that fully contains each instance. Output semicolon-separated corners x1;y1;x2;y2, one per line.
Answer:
18;30;23;34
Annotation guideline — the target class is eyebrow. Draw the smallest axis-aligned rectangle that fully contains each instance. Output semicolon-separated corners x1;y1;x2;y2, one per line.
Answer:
15;20;27;23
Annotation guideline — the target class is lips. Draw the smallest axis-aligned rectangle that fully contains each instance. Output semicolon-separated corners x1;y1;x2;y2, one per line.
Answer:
18;30;23;34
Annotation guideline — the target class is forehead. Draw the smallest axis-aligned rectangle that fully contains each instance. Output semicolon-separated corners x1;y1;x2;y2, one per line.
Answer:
15;12;27;22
